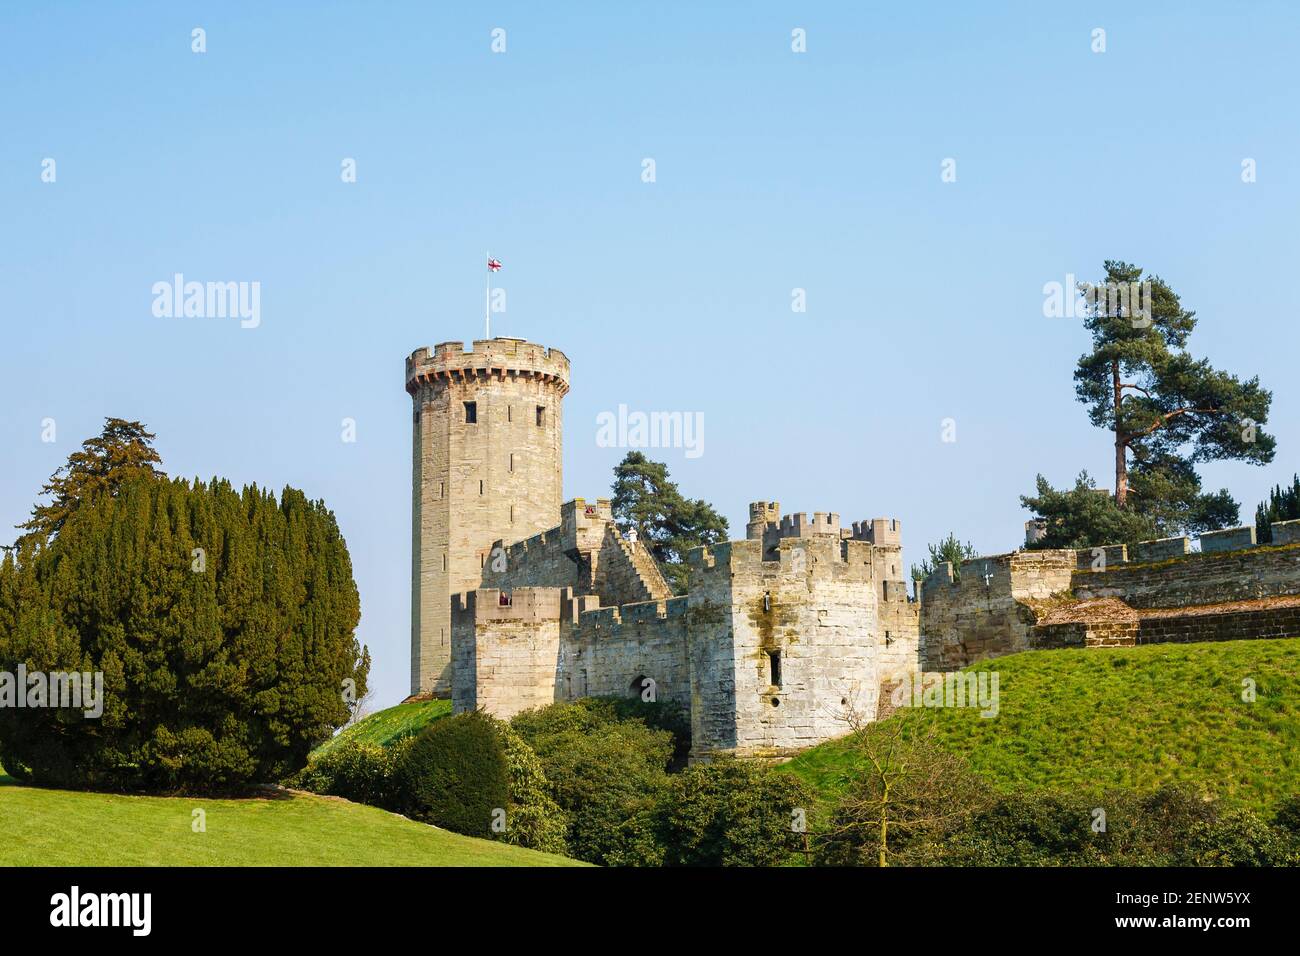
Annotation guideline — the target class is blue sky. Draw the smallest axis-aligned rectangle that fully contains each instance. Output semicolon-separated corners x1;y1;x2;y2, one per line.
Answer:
3;2;1298;707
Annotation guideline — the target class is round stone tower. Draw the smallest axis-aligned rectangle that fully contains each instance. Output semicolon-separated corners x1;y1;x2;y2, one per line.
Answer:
405;337;570;697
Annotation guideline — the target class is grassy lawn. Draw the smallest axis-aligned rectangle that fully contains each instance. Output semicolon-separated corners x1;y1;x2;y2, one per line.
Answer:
0;699;584;867
312;699;452;758
0;774;582;866
784;637;1300;813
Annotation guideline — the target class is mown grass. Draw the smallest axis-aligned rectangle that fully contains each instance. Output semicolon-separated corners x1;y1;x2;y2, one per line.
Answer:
784;638;1300;813
0;775;583;866
0;699;580;866
312;699;452;758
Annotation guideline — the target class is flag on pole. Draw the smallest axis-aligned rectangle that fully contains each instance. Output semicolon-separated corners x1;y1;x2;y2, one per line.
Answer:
485;254;501;338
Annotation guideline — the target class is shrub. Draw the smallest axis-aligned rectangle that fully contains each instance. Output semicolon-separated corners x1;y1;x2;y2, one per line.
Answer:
0;476;368;793
511;700;674;865
1271;794;1300;835
941;791;1104;866
396;711;509;838
496;723;568;855
293;741;403;810
934;786;1300;867
1180;807;1300;866
656;758;811;866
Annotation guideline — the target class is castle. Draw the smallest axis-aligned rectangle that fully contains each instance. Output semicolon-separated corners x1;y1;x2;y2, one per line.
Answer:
406;337;919;760
408;337;1300;761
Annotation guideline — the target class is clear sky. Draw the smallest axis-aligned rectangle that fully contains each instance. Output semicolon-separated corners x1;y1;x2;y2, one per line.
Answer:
3;2;1298;708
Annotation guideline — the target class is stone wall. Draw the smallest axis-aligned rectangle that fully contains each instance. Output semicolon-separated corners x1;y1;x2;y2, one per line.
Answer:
1136;603;1300;645
1073;542;1300;609
919;550;1076;670
478;497;672;608
686;536;883;761
1032;620;1139;649
1131;536;1191;562
561;596;690;705
1272;519;1300;546
451;587;563;719
924;524;1300;668
450;498;920;760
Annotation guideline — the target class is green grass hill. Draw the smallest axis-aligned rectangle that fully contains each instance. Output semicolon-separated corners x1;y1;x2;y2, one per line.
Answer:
784;637;1300;813
0;771;581;866
312;698;452;758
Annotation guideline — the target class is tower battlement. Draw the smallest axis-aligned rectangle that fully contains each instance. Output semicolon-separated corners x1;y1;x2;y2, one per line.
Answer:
851;518;902;547
406;338;570;395
778;511;841;538
746;500;781;539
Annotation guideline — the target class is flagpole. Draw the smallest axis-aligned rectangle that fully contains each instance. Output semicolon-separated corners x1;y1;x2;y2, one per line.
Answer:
485;251;490;339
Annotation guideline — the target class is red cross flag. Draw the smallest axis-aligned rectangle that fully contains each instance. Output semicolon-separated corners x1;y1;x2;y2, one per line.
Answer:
487;257;502;271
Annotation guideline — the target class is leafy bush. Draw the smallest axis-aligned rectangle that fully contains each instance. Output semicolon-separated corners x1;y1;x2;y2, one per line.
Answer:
396;711;509;838
293;741;404;810
511;700;674;865
496;723;569;854
915;785;1300;867
940;791;1104;866
656;758;811;866
589;696;692;767
1182;808;1300;866
1272;794;1300;835
0;475;368;793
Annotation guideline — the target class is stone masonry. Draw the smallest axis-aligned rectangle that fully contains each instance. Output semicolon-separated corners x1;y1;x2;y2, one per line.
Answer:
407;338;569;697
919;521;1300;668
414;334;921;759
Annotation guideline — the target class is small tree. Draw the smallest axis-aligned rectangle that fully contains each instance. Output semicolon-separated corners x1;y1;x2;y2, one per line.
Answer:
815;711;988;867
611;452;728;594
910;533;979;583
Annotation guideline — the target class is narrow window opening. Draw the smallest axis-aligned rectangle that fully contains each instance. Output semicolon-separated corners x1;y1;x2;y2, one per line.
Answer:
479;479;484;496
509;453;514;473
439;481;445;499
510;504;515;523
768;649;782;687
536;405;545;426
763;590;771;613
464;401;477;423
442;553;447;571
507;405;513;423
